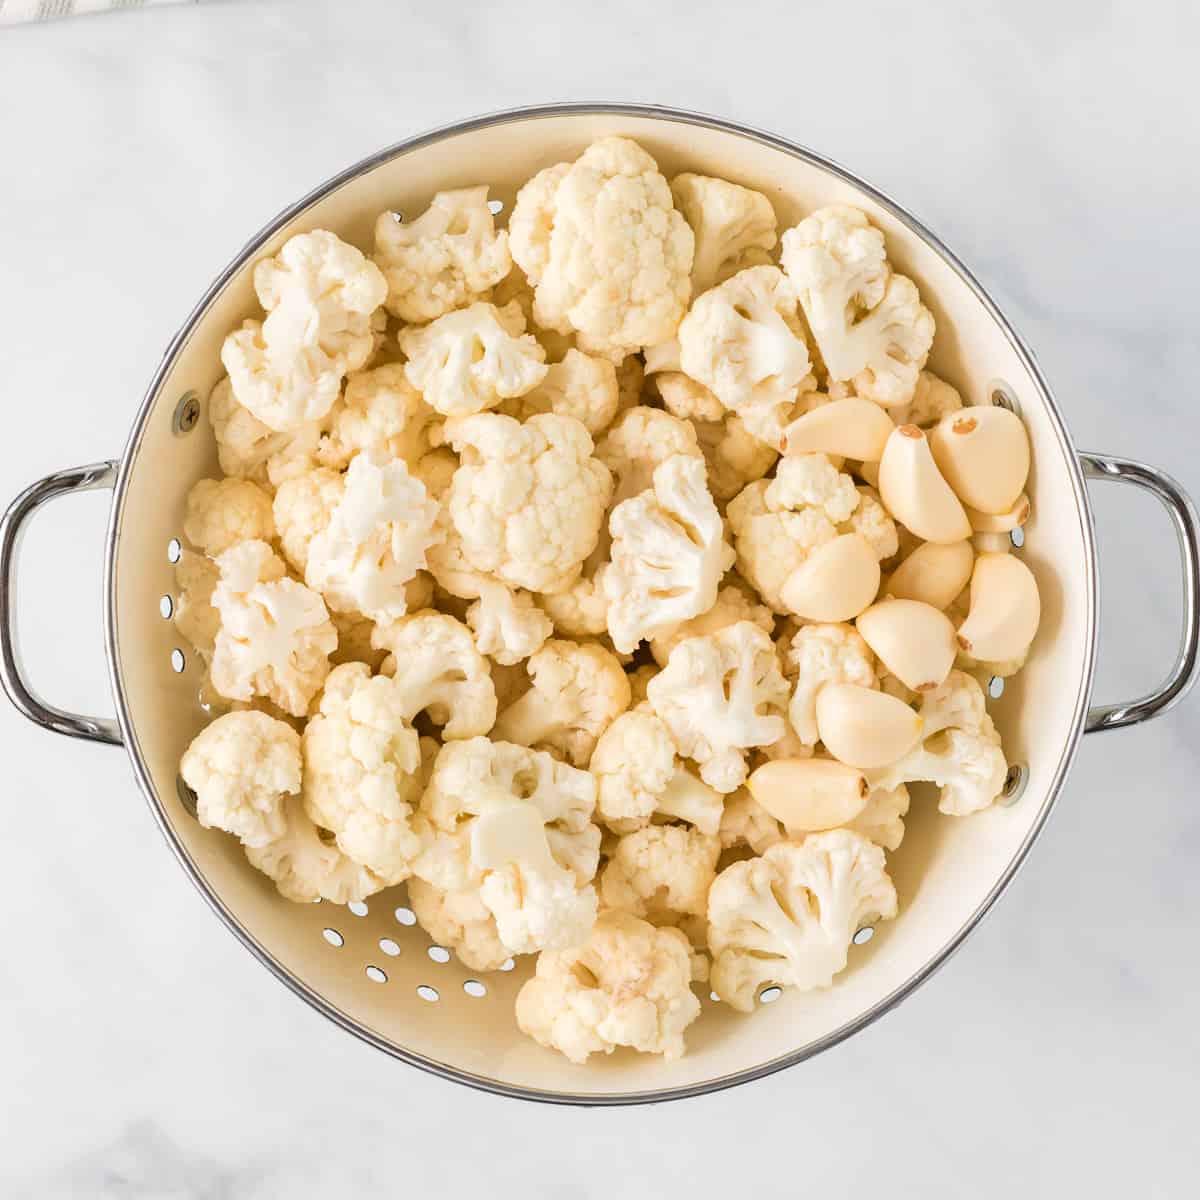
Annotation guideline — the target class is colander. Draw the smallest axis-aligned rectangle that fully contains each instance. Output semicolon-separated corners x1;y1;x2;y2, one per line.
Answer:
3;103;1198;1105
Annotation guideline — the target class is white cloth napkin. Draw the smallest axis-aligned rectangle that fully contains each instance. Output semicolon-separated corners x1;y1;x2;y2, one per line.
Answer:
0;0;193;24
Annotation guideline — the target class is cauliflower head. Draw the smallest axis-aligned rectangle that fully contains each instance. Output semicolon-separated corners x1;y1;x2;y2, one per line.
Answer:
209;540;335;717
647;620;789;793
501;348;620;435
317;364;436;471
708;831;898;1011
890;370;963;429
596;405;703;507
446;412;612;593
183;477;275;557
406;878;510;972
515;910;700;1063
603;454;734;653
372;187;511;322
781;206;934;408
600;824;721;922
649;580;774;668
786;622;878;746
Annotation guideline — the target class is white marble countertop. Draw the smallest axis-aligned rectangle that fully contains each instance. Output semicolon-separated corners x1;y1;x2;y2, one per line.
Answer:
2;1;1198;1195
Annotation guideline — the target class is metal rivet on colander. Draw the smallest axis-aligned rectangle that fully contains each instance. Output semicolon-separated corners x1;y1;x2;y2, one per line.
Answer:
853;926;875;945
172;391;201;435
999;763;1029;806
988;676;1005;699
176;774;198;818
989;382;1021;416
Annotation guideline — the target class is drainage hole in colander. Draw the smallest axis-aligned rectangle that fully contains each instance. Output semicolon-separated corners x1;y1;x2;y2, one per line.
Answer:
709;991;720;1003
347;900;368;917
390;210;405;223
379;938;400;957
487;198;503;215
167;538;182;564
365;965;387;983
176;775;198;818
758;987;782;1005
987;676;1005;699
853;926;875;946
170;649;186;673
427;945;451;964
499;957;515;972
159;595;173;619
416;985;439;1002
323;928;344;948
1010;526;1026;549
463;980;487;998
394;906;417;926
999;762;1028;806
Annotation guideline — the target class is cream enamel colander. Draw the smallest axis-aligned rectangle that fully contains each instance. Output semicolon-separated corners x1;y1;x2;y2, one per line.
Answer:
3;104;1198;1105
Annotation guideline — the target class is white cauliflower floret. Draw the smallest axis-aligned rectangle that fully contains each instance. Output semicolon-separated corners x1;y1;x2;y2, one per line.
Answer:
654;368;723;420
603;454;734;653
221;230;386;431
889;370;963;428
600;825;721;922
305;452;441;621
183;478;275;557
867;670;1007;815
786;623;878;746
841;486;899;560
536;549;609;639
648;620;789;793
446;412;612;593
329;609;387;671
649;580;774;668
207;378;288;483
493;639;630;766
678;265;815;449
781;206;934;408
515;910;700;1063
726;454;859;611
317;364;436;470
670;173;778;297
708;831;898;1011
512;137;694;355
596;405;703;507
718;789;784;855
467;578;554;664
407;878;509;972
501;348;619;434
372;187;511;322
400;301;547;417
301;663;427;884
846;784;910;851
370;611;496;738
271;467;345;575
209;540;335;717
174;550;220;663
180;710;300;848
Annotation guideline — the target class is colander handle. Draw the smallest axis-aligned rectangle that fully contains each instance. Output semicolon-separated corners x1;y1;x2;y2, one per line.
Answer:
0;460;123;746
1080;452;1200;732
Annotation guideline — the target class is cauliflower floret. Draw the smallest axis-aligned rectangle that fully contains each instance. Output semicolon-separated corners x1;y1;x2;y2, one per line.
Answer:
207;377;287;483
536;548;609;639
209;540;335;717
867;670;1007;814
304;452;441;621
781;206;934;408
492;264;578;363
889;370;963;429
182;478;275;557
180;710;300;848
512;137;694;356
786;623;878;746
493;639;630;766
626;663;658;706
718;788;784;855
604;455;734;653
467;578;554;664
329;609;387;671
500;348;619;434
372;187;511;322
670;173;778;297
596;405;703;507
407;878;510;972
370;611;497;738
600;825;721;922
846;784;910;851
300;663;427;884
649;580;774;668
221;230;386;431
654;368;723;420
727;454;860;611
678;265;816;449
445;412;612;593
648;621;789;793
400;301;548;417
708;831;898;1011
840;485;899;561
515;910;700;1063
174;550;220;664
316;364;436;471
271;467;345;575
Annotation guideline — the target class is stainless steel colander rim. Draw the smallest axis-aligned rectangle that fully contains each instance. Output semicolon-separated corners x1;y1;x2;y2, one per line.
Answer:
101;101;1099;1105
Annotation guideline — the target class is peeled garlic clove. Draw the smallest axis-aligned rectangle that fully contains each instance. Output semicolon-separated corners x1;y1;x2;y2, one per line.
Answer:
884;539;974;610
780;534;880;622
780;398;895;462
878;425;972;544
747;757;869;834
815;683;924;769
929;406;1031;514
972;531;1011;555
855;597;957;692
956;552;1041;663
966;492;1031;533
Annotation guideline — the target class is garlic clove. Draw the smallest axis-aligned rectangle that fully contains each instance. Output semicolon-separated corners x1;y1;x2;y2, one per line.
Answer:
956;552;1041;663
971;531;1012;555
780;533;880;622
929;406;1031;514
884;539;974;610
855;597;957;692
965;492;1031;533
780;398;895;462
746;757;869;834
878;424;972;544
815;683;924;769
